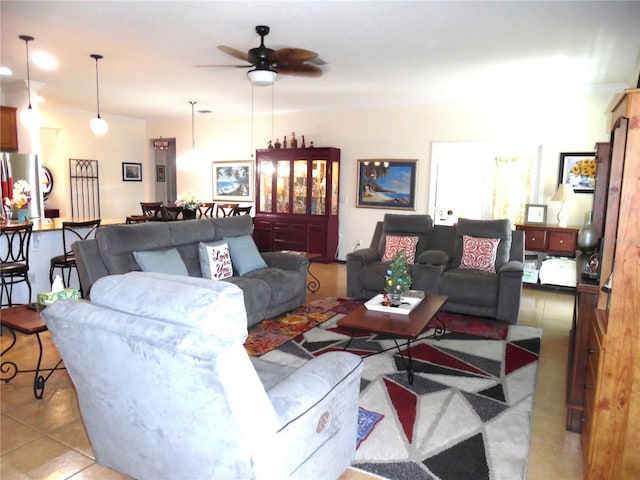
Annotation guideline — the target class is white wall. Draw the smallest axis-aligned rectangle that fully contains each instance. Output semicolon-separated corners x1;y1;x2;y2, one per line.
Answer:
147;89;614;259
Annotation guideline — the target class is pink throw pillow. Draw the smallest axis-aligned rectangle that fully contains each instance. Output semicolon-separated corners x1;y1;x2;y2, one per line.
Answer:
382;235;419;264
459;235;500;273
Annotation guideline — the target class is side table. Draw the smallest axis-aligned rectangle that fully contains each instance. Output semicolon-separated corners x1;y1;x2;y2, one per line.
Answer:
281;251;322;293
1;305;65;399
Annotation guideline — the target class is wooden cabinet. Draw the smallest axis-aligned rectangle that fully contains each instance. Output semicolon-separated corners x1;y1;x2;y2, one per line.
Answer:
253;147;340;262
516;224;578;255
1;106;19;152
571;89;640;479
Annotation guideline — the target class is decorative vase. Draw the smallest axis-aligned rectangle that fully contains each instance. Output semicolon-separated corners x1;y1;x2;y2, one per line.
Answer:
183;208;197;220
577;211;599;254
16;207;29;224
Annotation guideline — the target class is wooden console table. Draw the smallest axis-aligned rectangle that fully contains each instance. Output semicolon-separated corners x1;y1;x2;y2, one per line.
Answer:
1;305;65;399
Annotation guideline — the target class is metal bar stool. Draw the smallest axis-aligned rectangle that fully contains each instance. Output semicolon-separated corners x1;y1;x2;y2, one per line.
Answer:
1;222;33;308
49;219;101;289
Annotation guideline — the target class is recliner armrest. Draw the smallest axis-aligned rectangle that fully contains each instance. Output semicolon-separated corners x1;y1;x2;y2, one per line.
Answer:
345;247;379;266
498;260;523;274
417;249;450;266
260;251;309;274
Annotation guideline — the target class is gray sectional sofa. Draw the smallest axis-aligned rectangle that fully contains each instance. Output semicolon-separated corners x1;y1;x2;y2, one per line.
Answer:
347;214;525;323
72;215;308;326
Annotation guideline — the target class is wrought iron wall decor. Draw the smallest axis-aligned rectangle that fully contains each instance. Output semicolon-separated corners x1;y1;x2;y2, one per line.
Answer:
69;159;100;218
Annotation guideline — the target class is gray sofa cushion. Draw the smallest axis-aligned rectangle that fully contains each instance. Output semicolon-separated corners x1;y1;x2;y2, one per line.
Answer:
453;218;512;271
378;213;433;259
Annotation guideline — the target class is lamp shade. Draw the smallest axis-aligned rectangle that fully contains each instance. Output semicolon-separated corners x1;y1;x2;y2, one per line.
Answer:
90;116;108;135
247;69;277;86
551;183;575;202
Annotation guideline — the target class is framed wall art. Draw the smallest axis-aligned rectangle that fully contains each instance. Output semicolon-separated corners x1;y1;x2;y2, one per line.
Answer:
212;160;253;201
357;159;417;210
525;203;547;225
557;151;596;193
122;162;142;182
156;165;165;182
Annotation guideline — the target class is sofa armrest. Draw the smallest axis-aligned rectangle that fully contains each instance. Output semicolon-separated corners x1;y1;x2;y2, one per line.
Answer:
498;260;523;274
346;247;380;298
346;247;379;265
496;260;524;323
72;239;110;299
417;249;450;266
260;251;309;275
267;352;363;476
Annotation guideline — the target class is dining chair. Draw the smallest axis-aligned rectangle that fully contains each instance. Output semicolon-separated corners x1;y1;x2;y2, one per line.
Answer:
1;222;33;307
126;215;153;224
140;202;163;221
161;205;183;221
198;202;215;218
49;219;102;289
233;205;252;216
216;203;239;217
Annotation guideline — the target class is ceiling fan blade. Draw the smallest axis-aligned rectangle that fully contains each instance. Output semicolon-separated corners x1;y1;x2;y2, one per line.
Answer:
195;64;252;68
217;45;250;62
277;63;323;77
273;48;318;62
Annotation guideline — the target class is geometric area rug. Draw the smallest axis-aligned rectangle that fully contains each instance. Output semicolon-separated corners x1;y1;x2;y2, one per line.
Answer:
258;303;542;480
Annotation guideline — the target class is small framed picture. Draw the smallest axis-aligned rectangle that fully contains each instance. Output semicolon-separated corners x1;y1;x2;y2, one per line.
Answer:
156;165;165;182
525;204;547;225
557;152;596;193
122;162;142;182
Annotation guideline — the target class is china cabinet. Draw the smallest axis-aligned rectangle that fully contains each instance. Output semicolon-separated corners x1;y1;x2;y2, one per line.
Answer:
253;147;340;262
565;89;640;479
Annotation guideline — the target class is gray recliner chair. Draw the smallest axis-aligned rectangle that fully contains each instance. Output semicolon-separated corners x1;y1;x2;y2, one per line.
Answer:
43;272;363;480
347;214;524;323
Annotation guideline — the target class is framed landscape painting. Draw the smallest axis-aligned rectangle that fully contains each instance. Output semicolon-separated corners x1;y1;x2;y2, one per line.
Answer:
212;161;252;201
557;152;596;193
122;162;142;182
356;159;417;210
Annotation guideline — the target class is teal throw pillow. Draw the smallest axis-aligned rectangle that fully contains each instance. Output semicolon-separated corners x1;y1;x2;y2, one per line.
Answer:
224;235;267;275
133;248;189;276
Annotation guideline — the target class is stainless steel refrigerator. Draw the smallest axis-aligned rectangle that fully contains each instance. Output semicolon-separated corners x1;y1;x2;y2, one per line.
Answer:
1;152;44;220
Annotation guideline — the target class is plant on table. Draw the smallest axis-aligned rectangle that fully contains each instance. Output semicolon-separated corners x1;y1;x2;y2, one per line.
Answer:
175;190;200;211
384;250;412;306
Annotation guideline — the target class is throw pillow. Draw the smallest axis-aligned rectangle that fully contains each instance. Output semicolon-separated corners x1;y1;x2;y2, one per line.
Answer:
459;235;500;273
133;248;189;276
198;241;233;280
381;235;419;264
224;235;268;275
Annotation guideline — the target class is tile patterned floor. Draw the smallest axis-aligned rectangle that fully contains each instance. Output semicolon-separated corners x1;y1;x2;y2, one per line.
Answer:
1;263;583;479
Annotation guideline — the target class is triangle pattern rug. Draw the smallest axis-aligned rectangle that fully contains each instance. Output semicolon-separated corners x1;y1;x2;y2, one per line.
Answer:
254;300;542;480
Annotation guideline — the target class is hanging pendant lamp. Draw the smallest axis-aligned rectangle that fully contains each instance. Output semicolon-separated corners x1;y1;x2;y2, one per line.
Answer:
18;35;40;128
189;101;197;150
90;54;108;135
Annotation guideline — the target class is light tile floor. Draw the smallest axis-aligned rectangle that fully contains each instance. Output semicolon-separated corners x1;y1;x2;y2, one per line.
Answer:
1;263;583;479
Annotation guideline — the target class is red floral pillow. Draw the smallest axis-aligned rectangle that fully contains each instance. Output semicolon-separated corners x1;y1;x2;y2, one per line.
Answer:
382;235;419;264
459;235;500;273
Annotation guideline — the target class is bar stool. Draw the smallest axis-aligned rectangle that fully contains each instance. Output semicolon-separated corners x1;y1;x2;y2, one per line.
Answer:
0;222;33;308
49;219;101;289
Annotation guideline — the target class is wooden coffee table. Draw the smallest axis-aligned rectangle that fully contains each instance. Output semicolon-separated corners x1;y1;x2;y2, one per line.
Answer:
338;294;448;384
1;305;65;399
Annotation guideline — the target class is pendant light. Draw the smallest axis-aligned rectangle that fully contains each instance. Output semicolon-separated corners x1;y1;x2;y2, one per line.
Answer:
18;35;40;128
189;101;197;151
89;54;108;135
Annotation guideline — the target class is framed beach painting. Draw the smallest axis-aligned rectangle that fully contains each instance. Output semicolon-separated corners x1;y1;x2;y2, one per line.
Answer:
557;152;596;193
357;159;417;210
212;160;253;201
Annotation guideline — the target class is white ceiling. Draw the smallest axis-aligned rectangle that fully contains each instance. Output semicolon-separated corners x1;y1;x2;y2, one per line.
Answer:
1;1;639;122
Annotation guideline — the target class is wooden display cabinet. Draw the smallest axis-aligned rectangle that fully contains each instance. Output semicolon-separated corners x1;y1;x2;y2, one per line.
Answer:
253;147;340;262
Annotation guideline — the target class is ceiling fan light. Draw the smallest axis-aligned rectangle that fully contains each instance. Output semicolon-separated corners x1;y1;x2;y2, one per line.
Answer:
90;116;108;135
247;68;277;86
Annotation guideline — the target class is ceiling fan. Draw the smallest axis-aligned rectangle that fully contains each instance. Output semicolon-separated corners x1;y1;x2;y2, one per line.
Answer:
199;25;323;84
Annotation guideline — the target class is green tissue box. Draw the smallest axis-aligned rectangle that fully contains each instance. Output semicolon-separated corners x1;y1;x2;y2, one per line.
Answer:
38;289;81;306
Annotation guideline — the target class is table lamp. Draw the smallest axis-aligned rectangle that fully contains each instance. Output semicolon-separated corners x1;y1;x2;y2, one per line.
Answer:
551;183;575;227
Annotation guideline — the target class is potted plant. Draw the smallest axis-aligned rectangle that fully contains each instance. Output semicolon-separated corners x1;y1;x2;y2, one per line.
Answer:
175;190;200;219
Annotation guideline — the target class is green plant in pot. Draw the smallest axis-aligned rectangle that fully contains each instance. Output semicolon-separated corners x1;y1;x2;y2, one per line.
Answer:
384;250;412;307
175;190;200;219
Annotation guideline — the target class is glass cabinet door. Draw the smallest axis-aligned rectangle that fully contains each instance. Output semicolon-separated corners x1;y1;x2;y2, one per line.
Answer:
276;160;290;213
311;160;326;215
259;160;273;212
293;160;307;214
331;161;339;215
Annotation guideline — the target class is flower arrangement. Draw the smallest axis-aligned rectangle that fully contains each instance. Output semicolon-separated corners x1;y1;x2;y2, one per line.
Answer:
384;250;412;306
175;190;200;210
5;180;32;209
